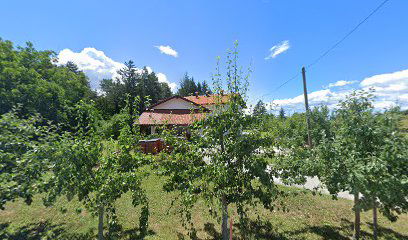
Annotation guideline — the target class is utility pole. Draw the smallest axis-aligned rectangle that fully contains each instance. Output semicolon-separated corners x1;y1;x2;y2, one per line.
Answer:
302;67;312;147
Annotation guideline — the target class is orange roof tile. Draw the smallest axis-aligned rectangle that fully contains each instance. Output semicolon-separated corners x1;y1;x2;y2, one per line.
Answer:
139;111;206;125
184;94;230;105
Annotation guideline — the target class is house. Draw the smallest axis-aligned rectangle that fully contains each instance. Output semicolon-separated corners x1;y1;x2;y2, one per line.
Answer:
138;92;230;135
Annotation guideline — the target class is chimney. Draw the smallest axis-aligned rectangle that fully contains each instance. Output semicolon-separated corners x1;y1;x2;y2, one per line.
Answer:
205;91;210;97
220;90;224;96
195;91;199;98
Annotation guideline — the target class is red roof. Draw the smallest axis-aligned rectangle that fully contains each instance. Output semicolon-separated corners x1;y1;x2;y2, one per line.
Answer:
139;110;207;125
138;94;231;126
184;94;230;105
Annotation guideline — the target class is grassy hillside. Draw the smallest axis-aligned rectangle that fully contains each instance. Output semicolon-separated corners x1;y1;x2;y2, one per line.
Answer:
1;172;407;240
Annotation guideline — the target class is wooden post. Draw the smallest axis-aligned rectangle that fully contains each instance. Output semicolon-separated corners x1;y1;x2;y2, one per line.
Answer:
302;67;313;147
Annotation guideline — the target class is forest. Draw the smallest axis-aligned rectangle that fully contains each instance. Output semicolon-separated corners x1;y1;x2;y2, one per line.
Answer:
1;39;407;240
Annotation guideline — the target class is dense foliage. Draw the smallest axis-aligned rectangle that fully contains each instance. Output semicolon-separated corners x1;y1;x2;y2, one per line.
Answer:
252;100;267;116
0;39;93;126
1;37;407;239
96;61;173;118
311;91;408;239
43;100;149;239
176;72;211;96
0;107;57;209
159;42;280;240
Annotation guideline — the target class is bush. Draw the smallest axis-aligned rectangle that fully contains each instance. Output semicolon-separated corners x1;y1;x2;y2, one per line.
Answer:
100;113;128;139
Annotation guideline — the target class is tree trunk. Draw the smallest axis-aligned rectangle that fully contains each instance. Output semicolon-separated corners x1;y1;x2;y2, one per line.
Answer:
221;195;229;240
353;192;361;240
373;198;378;240
229;214;233;240
98;205;105;240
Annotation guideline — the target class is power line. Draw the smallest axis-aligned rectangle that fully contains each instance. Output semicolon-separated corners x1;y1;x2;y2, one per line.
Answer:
263;71;301;97
265;0;390;98
307;0;390;69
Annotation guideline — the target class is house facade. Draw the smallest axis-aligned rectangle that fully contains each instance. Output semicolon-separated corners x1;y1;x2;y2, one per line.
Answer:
138;93;230;135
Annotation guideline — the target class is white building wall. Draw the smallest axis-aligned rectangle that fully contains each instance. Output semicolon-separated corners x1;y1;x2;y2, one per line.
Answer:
152;98;199;110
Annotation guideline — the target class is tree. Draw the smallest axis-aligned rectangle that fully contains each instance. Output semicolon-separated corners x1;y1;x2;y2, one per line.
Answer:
279;107;286;119
358;108;408;239
43;100;149;239
0;39;93;127
310;106;332;144
159;82;173;100
160;42;278;239
65;61;80;74
139;68;172;112
312;90;408;239
201;80;211;94
96;63;173;118
177;73;196;96
252;100;267;116
0;107;56;209
97;78;127;117
266;111;314;184
117;60;140;118
177;73;212;96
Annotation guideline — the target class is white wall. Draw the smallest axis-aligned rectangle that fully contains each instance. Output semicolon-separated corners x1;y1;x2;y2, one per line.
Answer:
152;98;199;110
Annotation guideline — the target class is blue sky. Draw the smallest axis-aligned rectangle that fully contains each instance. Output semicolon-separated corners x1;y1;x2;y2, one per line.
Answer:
1;0;407;111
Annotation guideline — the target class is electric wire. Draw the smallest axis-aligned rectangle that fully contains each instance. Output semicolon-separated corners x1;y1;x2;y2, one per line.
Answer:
264;0;390;98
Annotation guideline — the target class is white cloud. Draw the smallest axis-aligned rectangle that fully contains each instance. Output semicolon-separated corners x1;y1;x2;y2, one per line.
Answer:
373;101;397;110
325;80;356;88
271;69;408;112
57;47;177;92
360;69;408;87
399;94;408;101
155;45;178;58
156;72;177;92
272;89;348;112
265;40;290;60
57;48;125;89
360;69;408;109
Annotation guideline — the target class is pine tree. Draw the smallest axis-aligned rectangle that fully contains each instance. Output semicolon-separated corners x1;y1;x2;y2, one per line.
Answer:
253;100;267;116
96;63;173;117
279;107;286;119
177;73;212;96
